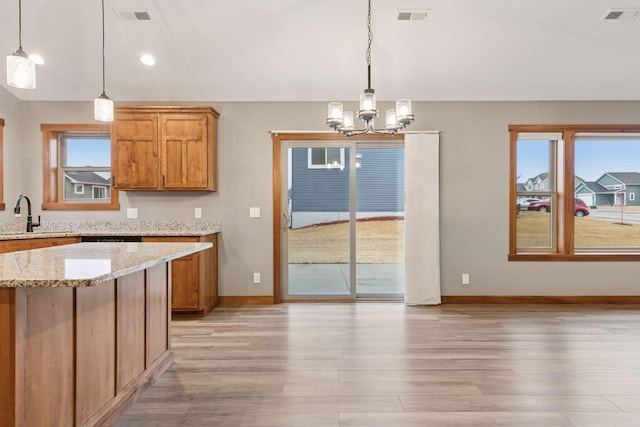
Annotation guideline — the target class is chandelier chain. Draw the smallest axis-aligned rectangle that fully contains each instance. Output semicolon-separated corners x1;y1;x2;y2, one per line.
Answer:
18;0;23;49
366;0;372;68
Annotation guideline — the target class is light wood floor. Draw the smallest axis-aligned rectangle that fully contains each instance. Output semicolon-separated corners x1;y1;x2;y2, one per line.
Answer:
116;303;640;426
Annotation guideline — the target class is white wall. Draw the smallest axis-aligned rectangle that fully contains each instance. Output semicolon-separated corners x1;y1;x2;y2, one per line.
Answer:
2;88;640;297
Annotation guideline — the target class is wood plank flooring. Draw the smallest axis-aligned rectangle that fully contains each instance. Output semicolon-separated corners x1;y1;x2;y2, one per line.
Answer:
116;303;640;426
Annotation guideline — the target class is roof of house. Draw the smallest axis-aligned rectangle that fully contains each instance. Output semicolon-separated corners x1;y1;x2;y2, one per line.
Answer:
528;172;549;182
64;171;110;186
604;172;640;185
577;182;612;194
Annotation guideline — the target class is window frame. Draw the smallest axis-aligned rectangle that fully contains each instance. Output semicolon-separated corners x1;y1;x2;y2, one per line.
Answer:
73;183;84;194
42;123;119;211
510;124;640;261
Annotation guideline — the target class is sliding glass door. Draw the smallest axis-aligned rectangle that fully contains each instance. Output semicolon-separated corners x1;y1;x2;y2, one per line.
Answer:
281;140;404;300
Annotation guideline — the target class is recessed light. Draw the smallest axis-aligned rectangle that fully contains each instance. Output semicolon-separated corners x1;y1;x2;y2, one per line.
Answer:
140;54;155;66
28;54;44;65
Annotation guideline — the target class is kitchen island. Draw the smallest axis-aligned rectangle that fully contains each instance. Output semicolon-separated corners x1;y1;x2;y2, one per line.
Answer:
0;242;212;427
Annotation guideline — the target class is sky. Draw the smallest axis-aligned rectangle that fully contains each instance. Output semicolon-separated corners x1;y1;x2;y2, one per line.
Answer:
517;139;640;183
65;138;110;167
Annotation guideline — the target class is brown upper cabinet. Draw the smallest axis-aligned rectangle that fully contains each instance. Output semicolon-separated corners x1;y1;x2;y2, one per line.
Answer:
111;106;219;191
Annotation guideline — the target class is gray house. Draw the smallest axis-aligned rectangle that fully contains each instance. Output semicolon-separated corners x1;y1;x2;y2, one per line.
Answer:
290;147;404;215
574;172;640;207
64;171;111;200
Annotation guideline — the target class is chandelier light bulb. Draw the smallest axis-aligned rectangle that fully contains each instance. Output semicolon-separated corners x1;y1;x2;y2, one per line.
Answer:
396;99;412;118
328;102;343;119
343;111;355;129
385;109;397;128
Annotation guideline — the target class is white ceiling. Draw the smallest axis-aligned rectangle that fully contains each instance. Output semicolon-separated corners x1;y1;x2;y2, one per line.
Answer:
2;0;640;102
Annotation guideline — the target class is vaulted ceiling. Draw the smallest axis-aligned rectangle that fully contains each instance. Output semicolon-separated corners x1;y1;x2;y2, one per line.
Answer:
2;0;640;102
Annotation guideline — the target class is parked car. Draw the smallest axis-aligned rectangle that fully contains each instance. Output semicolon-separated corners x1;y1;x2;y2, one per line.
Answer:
527;198;590;217
517;197;543;209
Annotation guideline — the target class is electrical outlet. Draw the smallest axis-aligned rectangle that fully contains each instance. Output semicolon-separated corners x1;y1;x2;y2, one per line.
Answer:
126;208;138;219
249;207;261;218
253;272;261;284
462;273;470;285
194;207;202;218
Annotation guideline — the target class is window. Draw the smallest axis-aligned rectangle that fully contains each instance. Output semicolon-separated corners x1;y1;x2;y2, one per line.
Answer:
510;125;640;260
42;124;119;210
308;147;345;169
92;186;107;199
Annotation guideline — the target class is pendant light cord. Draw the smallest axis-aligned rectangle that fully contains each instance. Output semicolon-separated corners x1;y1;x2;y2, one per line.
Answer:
366;0;373;90
18;0;23;49
101;0;106;95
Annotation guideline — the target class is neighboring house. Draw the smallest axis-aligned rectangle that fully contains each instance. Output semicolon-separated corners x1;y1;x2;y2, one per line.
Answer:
575;182;615;207
290;148;404;213
522;174;584;192
524;172;549;191
64;171;111;200
591;172;640;206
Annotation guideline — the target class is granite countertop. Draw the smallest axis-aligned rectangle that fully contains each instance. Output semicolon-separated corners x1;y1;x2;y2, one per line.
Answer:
0;220;221;241
0;242;213;288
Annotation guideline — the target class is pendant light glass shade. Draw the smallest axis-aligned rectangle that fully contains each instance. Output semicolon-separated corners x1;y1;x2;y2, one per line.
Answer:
6;48;36;89
94;93;114;122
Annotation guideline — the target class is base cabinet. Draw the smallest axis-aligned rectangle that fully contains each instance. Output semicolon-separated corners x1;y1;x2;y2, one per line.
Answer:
0;262;172;427
142;234;218;316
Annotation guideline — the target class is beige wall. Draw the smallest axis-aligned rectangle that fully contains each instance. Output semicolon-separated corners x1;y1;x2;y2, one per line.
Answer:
2;88;640;297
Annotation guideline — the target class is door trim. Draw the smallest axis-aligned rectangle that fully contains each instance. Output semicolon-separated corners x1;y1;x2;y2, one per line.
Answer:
271;132;403;304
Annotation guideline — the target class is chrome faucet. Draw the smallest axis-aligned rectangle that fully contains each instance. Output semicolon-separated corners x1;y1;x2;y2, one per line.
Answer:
13;194;40;232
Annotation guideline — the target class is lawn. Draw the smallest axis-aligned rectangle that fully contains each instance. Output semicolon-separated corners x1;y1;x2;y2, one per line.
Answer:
288;219;404;264
517;211;640;247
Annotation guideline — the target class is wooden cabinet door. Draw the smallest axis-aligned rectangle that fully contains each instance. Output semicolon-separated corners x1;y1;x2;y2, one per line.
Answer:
160;114;210;190
170;254;200;309
112;113;160;189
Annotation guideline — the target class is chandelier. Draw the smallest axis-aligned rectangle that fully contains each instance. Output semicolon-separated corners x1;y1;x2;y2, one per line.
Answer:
326;0;414;137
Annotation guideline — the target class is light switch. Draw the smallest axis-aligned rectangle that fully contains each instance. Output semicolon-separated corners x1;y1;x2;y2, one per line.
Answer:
195;207;202;218
249;207;261;218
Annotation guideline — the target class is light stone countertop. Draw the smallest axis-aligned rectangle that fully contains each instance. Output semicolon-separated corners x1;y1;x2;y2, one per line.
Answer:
0;242;212;288
0;220;221;240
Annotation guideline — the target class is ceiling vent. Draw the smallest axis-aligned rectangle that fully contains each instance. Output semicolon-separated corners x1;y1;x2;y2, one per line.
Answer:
397;9;430;22
601;8;640;22
115;9;151;22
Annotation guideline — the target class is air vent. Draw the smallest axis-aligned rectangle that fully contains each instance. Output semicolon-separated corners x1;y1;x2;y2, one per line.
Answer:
115;9;151;22
601;8;640;22
397;9;430;21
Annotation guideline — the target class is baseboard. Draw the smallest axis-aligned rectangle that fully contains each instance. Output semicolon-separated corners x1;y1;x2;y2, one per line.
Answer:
218;296;274;305
442;295;640;304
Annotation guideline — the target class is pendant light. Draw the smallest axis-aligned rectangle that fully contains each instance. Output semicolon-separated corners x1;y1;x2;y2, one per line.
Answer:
326;0;414;136
94;0;114;122
6;0;36;89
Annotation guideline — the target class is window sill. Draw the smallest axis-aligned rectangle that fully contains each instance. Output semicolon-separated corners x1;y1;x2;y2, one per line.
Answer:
43;202;120;211
509;253;640;261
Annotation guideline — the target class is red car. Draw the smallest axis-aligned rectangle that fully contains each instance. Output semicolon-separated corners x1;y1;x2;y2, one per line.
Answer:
528;198;590;217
